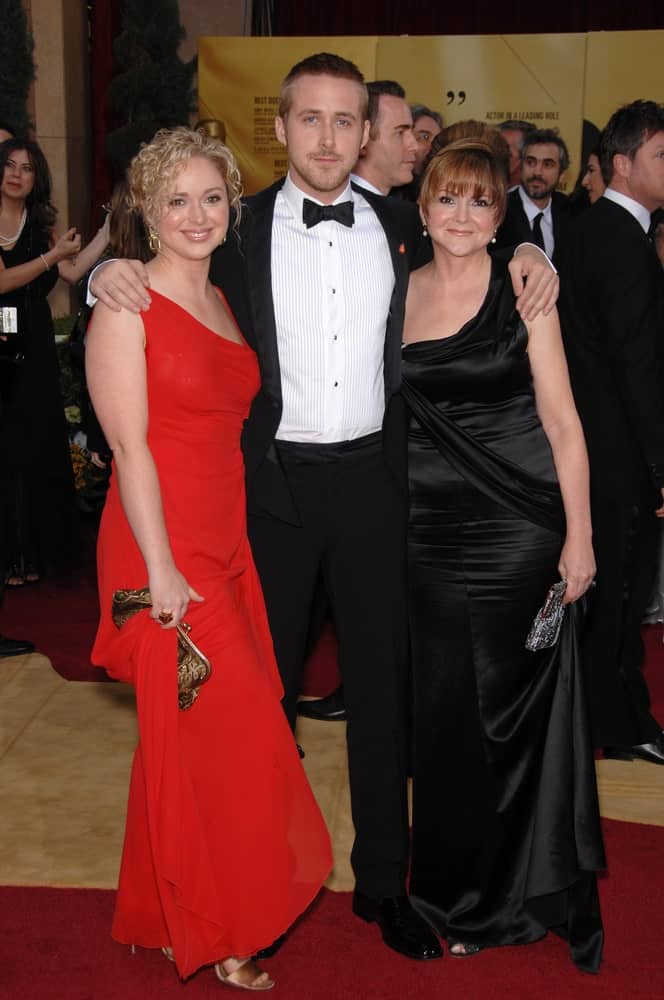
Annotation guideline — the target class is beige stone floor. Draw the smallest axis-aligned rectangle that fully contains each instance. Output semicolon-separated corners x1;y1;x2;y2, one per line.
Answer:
0;654;662;893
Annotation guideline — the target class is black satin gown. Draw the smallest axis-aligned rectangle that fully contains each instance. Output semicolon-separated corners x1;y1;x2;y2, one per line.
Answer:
0;219;77;576
402;258;605;972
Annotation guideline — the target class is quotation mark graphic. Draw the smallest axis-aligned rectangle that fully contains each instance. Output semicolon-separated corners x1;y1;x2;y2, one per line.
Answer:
446;91;467;105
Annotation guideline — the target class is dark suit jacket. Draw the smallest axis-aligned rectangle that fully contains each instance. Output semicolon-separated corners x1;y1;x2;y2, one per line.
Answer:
209;179;424;524
559;196;664;506
495;188;572;269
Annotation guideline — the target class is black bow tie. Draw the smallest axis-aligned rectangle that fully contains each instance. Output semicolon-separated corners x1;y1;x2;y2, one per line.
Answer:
302;198;354;229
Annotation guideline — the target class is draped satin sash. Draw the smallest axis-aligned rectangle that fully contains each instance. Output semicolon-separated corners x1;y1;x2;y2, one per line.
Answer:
401;376;565;535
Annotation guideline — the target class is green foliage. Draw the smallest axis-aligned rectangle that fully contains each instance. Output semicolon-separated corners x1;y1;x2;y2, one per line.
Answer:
0;0;35;136
106;0;197;174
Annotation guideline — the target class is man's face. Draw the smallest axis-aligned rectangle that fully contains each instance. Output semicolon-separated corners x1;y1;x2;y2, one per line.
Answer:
274;73;369;203
412;114;441;174
501;128;526;188
361;95;418;193
520;142;564;204
622;131;664;212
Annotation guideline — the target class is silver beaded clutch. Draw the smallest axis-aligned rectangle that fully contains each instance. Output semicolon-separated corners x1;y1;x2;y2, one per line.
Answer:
525;580;567;651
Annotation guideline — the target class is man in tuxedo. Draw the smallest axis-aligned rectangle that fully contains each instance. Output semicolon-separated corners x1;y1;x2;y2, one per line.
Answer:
90;52;558;957
411;105;443;179
498;119;535;190
560;99;664;764
495;128;572;267
352;80;418;196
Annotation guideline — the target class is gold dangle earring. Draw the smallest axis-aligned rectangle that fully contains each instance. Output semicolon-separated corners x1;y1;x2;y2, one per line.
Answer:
148;229;162;254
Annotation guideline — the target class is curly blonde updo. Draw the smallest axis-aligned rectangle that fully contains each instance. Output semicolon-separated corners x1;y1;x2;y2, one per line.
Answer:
127;126;243;234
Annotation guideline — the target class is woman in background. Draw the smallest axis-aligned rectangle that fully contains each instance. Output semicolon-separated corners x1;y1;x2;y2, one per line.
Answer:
581;148;605;205
0;138;109;585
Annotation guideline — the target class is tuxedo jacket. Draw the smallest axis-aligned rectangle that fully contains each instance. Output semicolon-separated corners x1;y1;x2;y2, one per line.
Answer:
495;188;572;269
559;196;664;506
209;179;424;524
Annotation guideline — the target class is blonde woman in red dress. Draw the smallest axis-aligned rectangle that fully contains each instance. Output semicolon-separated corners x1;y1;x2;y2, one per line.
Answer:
86;128;331;989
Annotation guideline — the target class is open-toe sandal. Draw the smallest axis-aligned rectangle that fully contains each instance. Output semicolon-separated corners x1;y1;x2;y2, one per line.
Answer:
214;958;275;991
449;940;482;957
5;565;25;587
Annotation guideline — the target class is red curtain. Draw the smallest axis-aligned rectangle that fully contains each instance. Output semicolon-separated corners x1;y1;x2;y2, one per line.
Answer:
274;3;664;35
89;0;122;232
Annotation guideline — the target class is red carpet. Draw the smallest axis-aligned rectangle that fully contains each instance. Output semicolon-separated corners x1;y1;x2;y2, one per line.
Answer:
1;818;662;999
0;569;342;692
0;568;108;682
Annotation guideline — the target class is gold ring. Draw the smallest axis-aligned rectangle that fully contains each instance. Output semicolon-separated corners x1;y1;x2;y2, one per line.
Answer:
158;609;174;625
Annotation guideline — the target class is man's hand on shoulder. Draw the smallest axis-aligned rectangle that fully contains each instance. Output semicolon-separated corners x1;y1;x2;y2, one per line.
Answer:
90;259;151;313
509;244;559;322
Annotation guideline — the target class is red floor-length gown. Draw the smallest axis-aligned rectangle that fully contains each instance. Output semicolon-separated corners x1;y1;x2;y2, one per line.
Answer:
91;289;332;979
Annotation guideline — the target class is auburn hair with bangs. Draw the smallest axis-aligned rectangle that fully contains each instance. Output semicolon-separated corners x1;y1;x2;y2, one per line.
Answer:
419;139;508;227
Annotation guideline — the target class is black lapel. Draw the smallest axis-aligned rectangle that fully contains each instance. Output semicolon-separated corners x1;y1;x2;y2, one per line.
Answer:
244;180;285;404
209;230;256;350
351;185;412;395
602;196;654;254
511;190;533;244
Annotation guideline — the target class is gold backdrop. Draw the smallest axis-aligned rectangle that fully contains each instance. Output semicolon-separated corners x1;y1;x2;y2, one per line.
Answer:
198;32;664;195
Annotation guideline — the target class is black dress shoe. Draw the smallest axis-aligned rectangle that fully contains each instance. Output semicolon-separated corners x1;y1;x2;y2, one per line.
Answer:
297;685;347;722
352;891;443;960
604;733;664;765
0;635;35;659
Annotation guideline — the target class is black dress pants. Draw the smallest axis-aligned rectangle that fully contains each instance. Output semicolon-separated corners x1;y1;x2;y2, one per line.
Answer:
247;434;410;899
583;497;661;747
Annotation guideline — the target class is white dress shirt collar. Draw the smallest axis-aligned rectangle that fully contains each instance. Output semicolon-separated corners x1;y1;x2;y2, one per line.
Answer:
281;173;354;226
518;186;553;226
603;187;651;234
350;173;385;197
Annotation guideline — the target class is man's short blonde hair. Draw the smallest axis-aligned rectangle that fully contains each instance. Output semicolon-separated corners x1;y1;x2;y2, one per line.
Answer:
127;127;242;232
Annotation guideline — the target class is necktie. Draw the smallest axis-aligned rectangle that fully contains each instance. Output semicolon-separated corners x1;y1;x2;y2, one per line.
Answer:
531;212;545;251
302;198;354;229
648;211;662;243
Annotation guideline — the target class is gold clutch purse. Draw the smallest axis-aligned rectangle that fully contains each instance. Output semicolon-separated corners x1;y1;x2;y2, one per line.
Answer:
111;586;212;710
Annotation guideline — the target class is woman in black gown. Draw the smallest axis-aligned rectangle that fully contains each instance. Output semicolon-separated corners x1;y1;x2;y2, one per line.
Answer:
0;139;109;583
402;140;605;971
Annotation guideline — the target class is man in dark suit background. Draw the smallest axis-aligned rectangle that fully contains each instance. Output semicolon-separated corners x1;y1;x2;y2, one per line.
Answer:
89;52;558;957
560;99;664;764
495;127;572;267
498;119;535;190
